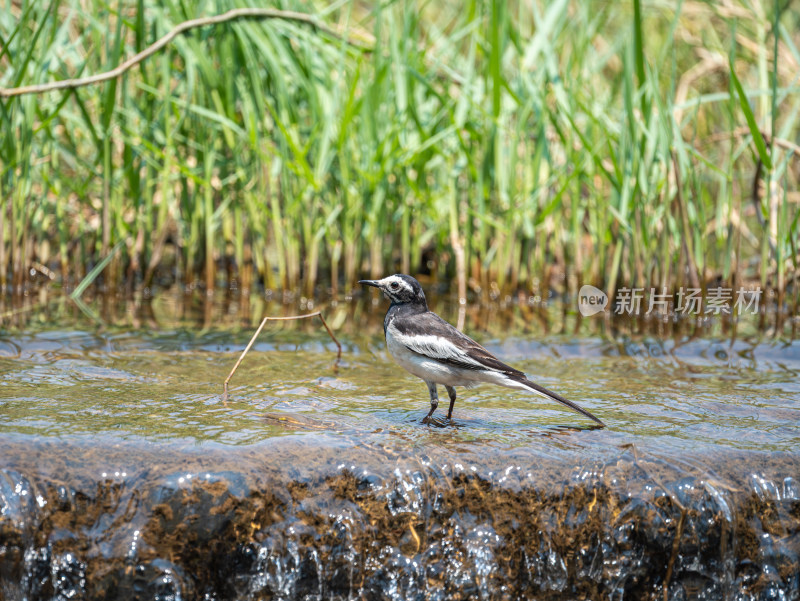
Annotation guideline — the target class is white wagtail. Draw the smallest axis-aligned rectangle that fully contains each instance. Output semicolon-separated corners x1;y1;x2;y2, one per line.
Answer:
359;274;605;427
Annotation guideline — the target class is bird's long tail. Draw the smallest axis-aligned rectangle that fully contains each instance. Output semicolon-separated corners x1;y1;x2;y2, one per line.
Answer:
520;377;605;427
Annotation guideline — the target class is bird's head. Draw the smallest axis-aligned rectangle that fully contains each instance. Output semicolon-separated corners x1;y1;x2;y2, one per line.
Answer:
358;274;427;307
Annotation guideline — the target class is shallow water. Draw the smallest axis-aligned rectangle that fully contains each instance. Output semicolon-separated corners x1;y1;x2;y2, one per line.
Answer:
0;294;799;600
2;317;797;452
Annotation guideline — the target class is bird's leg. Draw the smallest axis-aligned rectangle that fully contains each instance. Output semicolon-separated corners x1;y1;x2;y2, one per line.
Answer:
422;381;439;423
445;385;457;419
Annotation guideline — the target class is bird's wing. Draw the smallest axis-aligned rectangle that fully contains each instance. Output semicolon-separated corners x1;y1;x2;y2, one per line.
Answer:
391;311;606;427
389;312;525;376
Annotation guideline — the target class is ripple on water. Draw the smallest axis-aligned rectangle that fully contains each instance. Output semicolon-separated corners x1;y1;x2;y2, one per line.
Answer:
1;330;799;453
0;327;799;598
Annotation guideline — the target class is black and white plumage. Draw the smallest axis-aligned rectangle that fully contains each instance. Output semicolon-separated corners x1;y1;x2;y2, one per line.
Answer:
359;274;605;427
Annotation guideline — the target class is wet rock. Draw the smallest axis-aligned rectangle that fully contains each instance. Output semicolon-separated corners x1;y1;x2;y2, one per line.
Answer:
0;439;798;600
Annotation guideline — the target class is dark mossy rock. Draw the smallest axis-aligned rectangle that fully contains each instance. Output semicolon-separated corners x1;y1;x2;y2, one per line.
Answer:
0;438;798;601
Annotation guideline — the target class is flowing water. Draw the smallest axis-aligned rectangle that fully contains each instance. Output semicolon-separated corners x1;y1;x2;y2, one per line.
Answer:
0;293;798;600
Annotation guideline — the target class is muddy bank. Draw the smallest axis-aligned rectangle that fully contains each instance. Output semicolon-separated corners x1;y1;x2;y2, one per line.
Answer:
1;436;797;601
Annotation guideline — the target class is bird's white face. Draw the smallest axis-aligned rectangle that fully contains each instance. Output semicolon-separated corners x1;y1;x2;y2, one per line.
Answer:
358;273;428;311
359;273;426;306
375;275;416;303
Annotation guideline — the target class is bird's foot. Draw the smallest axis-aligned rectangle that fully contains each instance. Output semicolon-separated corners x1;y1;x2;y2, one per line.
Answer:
422;405;437;425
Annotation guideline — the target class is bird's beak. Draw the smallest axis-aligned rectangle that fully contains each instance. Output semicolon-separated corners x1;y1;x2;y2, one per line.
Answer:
358;279;381;288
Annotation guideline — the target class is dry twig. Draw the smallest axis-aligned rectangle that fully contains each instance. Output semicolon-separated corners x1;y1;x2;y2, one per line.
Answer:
221;311;342;402
663;508;688;601
0;8;372;98
703;126;800;156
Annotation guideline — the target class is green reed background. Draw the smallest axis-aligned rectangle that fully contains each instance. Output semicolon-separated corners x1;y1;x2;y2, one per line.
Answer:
1;0;798;301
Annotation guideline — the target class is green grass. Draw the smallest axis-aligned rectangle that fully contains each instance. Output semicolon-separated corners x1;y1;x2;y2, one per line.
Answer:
1;0;798;304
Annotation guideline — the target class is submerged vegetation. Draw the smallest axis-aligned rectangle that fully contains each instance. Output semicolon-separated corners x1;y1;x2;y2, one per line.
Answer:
1;0;799;304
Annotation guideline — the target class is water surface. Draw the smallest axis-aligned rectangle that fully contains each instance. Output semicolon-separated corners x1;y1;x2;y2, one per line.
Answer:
0;294;798;600
1;318;797;452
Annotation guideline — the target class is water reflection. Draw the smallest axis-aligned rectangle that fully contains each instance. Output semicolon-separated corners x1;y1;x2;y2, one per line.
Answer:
1;285;799;340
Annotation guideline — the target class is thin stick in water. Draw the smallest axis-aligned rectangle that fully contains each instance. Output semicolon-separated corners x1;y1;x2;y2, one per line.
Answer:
222;311;342;402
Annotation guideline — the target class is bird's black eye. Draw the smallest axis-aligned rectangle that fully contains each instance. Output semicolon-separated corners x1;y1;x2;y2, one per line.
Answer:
390;282;399;290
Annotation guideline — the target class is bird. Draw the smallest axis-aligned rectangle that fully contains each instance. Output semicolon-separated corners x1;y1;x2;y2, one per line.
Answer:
359;274;605;427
